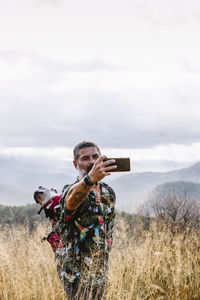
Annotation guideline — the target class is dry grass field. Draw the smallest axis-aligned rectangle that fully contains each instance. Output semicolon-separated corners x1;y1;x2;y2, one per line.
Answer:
0;221;199;300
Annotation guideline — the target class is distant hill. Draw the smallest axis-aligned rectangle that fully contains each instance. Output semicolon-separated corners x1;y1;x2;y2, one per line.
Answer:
150;181;200;202
0;173;74;206
108;162;200;211
0;183;31;206
1;161;200;210
0;154;75;206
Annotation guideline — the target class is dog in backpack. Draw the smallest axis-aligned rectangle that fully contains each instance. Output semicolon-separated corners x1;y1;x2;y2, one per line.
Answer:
33;186;62;252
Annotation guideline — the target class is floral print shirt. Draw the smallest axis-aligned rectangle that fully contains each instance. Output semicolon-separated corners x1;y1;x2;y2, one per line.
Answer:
55;179;116;288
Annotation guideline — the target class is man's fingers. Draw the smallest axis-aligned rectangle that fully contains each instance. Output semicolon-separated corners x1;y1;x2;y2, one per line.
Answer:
104;165;117;172
95;156;116;167
103;159;116;167
89;156;116;181
96;155;107;164
97;157;117;172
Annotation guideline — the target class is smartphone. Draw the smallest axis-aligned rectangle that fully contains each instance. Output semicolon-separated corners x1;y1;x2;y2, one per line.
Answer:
104;157;131;172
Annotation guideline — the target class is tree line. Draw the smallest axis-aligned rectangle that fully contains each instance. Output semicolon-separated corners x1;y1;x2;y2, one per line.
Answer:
1;181;199;234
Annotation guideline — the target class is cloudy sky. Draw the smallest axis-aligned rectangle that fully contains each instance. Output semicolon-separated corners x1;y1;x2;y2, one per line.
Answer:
1;0;200;174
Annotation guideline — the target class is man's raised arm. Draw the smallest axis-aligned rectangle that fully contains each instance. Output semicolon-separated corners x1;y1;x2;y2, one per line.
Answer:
65;156;116;210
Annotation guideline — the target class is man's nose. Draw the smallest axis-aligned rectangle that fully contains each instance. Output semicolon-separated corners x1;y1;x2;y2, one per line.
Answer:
89;157;95;164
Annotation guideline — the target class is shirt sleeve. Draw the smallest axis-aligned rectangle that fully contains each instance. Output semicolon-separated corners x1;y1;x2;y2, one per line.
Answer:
108;185;116;204
61;184;74;215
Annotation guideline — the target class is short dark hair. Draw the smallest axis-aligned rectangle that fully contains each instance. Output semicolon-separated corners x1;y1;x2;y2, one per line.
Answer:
73;141;101;161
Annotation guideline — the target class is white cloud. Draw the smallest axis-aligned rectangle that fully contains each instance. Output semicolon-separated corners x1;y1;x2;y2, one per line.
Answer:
1;142;200;163
0;143;199;175
0;0;200;151
1;0;199;63
0;51;200;148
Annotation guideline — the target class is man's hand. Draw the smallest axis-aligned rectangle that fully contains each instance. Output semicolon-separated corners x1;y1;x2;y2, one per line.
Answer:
88;156;116;183
65;156;116;211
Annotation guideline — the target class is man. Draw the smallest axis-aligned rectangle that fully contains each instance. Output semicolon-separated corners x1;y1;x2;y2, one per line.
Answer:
55;141;116;299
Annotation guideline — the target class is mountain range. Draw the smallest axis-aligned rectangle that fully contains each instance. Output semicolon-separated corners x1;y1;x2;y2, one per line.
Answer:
1;161;200;210
107;162;200;211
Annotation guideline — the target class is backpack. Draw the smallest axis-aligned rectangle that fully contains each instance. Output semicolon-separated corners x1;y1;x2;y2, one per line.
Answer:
34;186;62;252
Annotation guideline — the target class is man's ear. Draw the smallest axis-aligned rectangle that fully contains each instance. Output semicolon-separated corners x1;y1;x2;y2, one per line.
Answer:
73;160;77;169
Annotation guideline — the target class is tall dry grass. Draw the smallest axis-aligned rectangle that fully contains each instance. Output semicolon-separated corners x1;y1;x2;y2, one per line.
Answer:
0;224;65;300
108;220;200;300
0;221;199;300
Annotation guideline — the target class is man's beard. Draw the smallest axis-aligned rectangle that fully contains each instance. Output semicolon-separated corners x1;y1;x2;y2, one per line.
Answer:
77;164;93;179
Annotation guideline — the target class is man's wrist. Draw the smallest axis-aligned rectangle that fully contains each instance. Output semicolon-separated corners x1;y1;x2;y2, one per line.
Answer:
84;174;96;186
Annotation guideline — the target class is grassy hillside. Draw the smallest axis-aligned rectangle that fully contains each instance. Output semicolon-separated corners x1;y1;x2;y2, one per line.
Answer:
0;191;199;299
0;203;48;230
0;222;199;300
0;203;138;236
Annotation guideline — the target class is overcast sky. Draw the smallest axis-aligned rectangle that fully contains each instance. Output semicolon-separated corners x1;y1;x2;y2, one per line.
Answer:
0;0;200;170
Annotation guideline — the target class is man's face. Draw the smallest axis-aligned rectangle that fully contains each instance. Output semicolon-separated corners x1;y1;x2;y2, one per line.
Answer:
73;146;100;178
